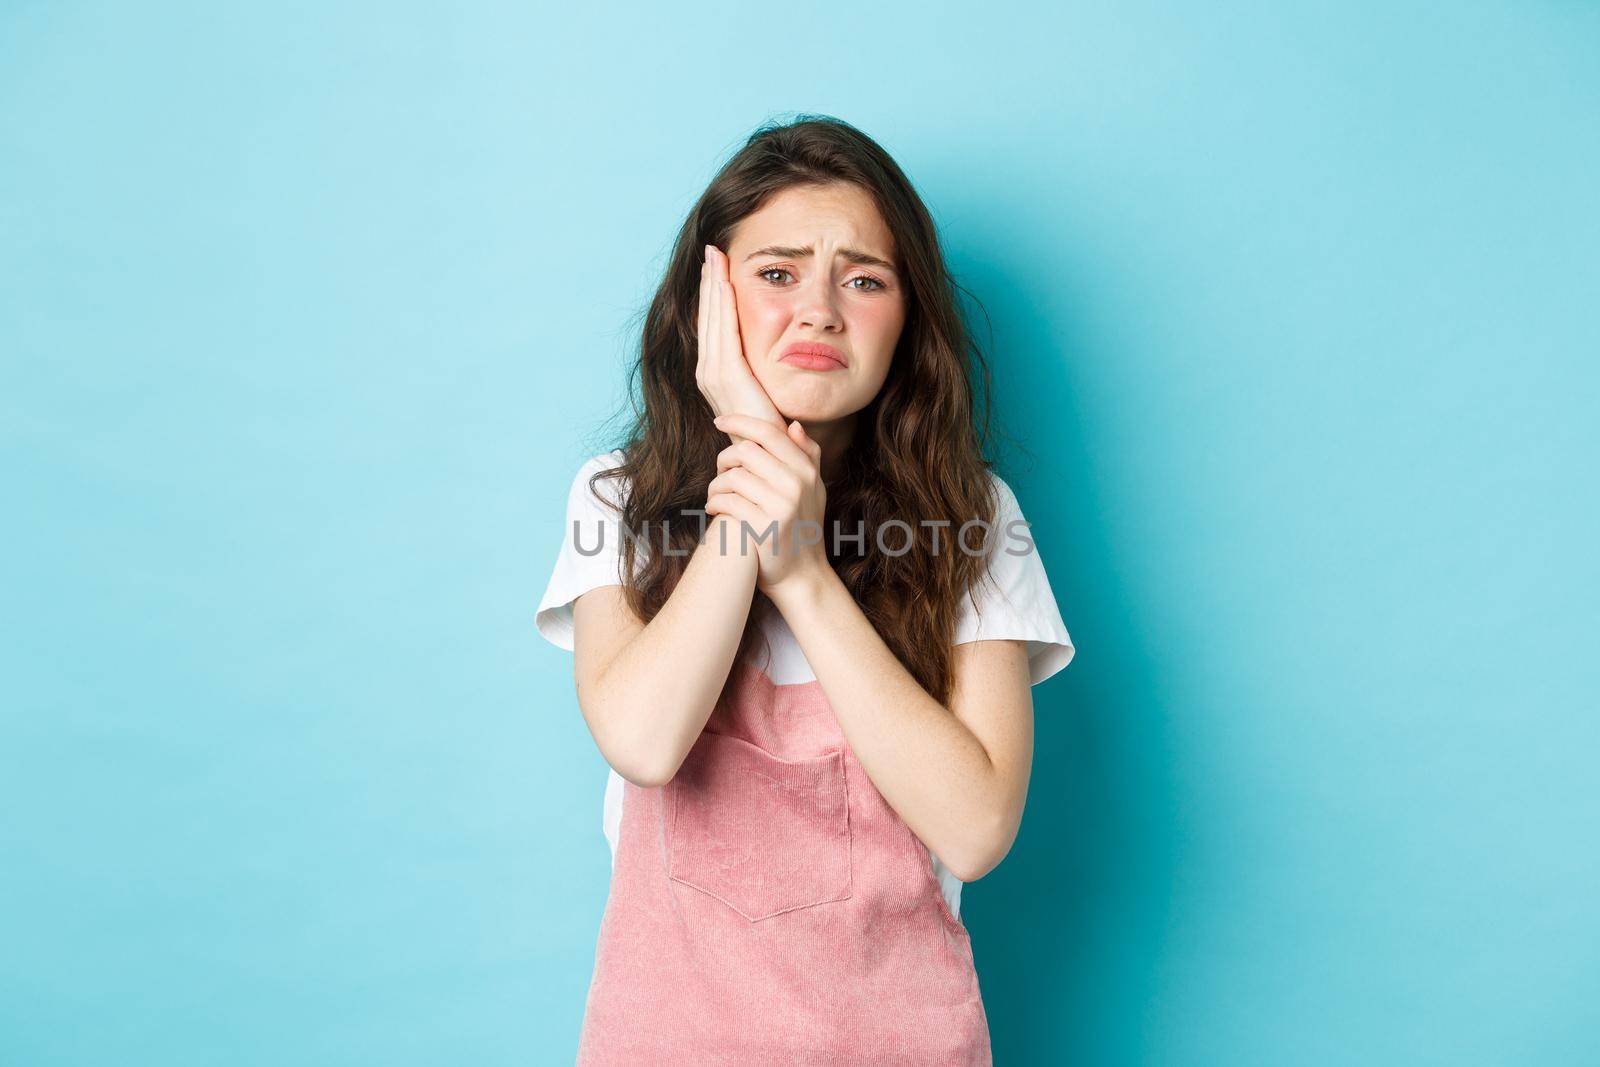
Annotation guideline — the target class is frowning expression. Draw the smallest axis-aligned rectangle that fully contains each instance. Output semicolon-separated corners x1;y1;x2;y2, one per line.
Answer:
726;182;907;423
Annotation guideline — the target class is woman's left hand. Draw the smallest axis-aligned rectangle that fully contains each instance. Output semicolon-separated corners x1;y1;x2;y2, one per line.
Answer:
704;413;829;597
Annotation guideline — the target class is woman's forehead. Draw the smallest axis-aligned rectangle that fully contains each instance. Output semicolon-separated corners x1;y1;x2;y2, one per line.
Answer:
731;185;896;264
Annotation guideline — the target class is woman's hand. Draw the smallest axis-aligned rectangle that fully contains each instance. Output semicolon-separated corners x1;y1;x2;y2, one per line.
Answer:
696;244;785;444
704;413;829;597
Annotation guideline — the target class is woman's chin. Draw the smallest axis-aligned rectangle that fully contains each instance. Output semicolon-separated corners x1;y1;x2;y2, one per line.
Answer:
763;381;858;425
773;400;850;424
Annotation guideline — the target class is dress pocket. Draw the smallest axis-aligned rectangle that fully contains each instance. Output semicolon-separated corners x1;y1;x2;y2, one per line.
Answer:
666;731;853;922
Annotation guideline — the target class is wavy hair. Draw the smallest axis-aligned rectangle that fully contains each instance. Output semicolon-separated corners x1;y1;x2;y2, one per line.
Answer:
590;114;1003;707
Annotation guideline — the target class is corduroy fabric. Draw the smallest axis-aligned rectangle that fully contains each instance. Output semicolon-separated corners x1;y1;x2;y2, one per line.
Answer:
575;662;992;1065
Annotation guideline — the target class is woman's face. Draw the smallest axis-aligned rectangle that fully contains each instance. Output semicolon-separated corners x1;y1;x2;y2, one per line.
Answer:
725;182;907;425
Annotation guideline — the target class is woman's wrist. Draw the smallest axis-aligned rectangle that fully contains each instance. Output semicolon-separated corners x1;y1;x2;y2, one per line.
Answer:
699;513;761;571
764;556;837;615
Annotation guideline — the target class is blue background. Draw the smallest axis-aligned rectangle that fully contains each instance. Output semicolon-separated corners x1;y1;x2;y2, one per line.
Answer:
4;3;1596;1064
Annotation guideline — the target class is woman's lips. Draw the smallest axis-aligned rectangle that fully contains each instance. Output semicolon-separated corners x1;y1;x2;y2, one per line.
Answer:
779;342;848;371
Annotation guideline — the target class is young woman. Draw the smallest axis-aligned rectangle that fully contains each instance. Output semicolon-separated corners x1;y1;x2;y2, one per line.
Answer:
537;115;1075;1065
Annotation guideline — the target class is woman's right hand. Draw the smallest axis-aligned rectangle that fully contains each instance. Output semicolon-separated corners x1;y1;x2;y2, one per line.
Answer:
696;243;785;444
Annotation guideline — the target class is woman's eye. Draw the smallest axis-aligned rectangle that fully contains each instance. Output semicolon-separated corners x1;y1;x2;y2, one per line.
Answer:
757;268;886;291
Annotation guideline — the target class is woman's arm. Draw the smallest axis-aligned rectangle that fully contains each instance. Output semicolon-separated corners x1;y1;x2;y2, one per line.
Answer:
570;513;758;789
769;570;1035;884
571;243;789;788
704;412;1036;882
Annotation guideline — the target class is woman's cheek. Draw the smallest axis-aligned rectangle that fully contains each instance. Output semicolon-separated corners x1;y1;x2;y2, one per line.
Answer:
857;296;903;338
733;288;790;354
854;298;906;373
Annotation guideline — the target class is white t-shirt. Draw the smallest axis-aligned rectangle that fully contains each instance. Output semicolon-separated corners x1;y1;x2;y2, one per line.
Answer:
536;448;1075;920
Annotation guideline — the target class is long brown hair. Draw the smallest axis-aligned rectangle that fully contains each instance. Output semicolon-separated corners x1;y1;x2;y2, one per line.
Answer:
590;114;1002;707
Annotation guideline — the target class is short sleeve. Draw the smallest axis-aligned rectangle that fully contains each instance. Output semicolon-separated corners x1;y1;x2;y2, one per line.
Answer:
953;473;1077;686
535;450;632;652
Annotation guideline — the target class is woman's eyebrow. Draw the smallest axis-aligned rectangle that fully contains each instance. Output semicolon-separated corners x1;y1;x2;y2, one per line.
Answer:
744;244;897;273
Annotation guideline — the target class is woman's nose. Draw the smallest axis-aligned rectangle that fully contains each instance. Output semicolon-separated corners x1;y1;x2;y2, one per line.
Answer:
795;277;842;331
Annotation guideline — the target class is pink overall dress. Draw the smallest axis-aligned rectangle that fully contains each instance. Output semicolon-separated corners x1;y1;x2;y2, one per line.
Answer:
575;661;993;1065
